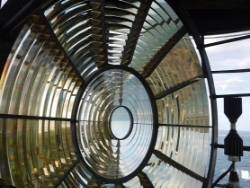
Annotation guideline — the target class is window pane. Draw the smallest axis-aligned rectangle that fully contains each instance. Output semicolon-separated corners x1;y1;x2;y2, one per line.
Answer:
213;72;250;95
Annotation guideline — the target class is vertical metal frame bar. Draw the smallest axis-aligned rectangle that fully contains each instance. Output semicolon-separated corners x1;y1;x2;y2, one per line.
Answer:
166;1;218;187
199;40;218;188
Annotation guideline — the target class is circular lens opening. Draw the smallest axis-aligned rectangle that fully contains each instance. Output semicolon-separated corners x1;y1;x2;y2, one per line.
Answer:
110;106;133;140
76;67;156;182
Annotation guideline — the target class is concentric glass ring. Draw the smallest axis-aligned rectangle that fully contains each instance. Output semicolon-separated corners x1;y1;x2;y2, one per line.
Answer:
76;66;157;182
0;0;212;186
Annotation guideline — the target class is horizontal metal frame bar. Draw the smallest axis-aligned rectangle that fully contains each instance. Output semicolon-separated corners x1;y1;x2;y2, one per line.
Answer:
153;149;205;182
212;69;250;74
215;93;250;98
204;34;250;48
155;77;200;100
0;113;76;122
159;123;212;128
216;144;250;152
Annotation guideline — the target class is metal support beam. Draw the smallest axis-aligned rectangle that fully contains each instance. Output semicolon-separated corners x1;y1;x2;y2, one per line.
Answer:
155;77;200;100
153;150;205;182
204;34;250;48
141;27;187;78
212;69;250;74
90;0;108;68
215;94;250;98
137;172;154;188
39;11;85;83
115;184;126;188
71;64;159;184
121;0;152;66
166;1;218;187
159;123;212;128
54;160;80;188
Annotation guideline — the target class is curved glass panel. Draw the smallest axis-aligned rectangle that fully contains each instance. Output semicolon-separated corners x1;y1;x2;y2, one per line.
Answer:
0;15;82;187
129;1;183;71
0;0;211;187
76;68;155;182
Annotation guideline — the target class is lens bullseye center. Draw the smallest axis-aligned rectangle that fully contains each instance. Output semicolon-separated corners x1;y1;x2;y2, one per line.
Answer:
110;106;133;140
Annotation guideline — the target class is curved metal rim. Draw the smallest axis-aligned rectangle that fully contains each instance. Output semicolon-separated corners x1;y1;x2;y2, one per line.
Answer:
165;1;218;187
71;64;159;184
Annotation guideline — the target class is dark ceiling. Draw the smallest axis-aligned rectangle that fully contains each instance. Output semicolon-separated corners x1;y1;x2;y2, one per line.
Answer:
1;0;250;36
187;9;250;35
183;0;250;35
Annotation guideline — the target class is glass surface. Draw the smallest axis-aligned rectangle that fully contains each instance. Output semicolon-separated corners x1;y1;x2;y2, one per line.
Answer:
146;37;203;96
77;69;154;181
143;156;201;187
0;15;82;118
156;80;209;126
129;1;183;71
154;126;209;174
0;0;211;187
110;107;132;139
45;0;106;71
0;118;77;187
0;12;83;187
143;127;209;187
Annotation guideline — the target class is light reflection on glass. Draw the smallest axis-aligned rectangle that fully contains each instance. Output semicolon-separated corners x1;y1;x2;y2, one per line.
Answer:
77;69;154;181
0;0;211;187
